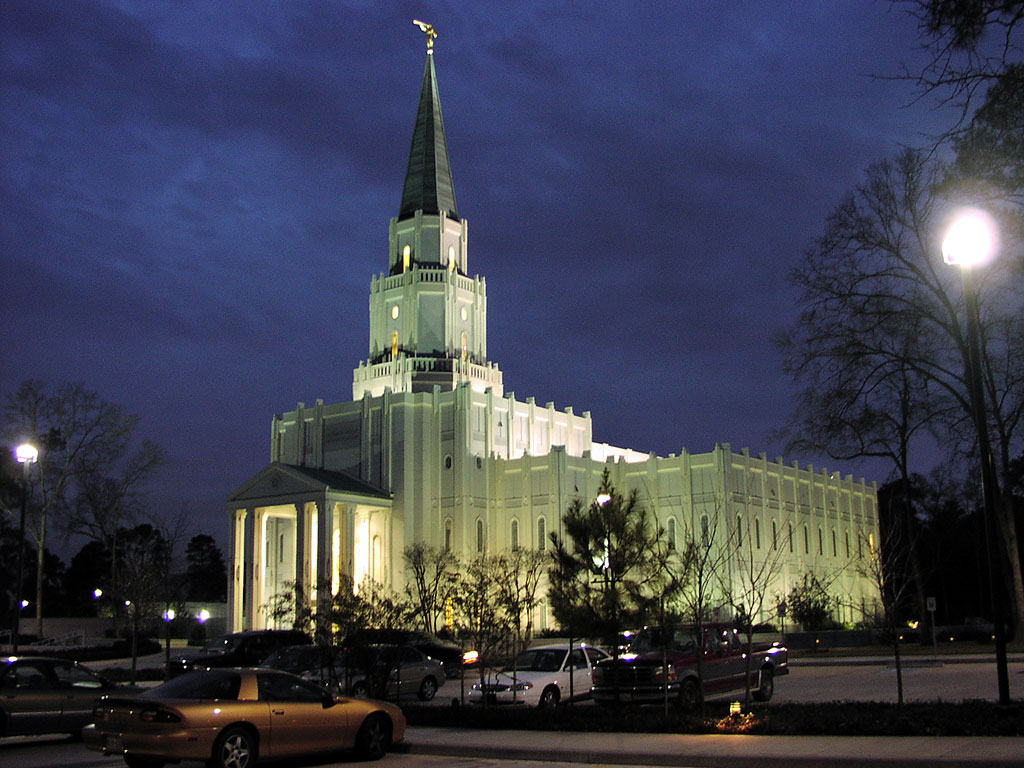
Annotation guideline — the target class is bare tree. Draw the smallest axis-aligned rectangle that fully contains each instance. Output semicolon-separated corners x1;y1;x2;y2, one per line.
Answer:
721;505;793;707
675;508;732;716
493;547;548;657
778;148;1024;636
402;543;458;635
2;380;163;637
896;0;1023;138
859;514;920;704
455;554;512;701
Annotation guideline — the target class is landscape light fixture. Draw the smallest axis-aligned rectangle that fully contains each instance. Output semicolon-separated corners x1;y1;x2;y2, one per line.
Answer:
942;208;1010;706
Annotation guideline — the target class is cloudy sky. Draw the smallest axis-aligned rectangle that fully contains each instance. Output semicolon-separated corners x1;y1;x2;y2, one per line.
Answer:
1;1;957;552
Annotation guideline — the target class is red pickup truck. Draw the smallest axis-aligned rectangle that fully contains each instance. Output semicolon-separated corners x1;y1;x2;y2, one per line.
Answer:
591;623;788;708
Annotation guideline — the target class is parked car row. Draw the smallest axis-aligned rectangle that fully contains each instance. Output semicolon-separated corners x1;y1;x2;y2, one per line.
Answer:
467;624;788;710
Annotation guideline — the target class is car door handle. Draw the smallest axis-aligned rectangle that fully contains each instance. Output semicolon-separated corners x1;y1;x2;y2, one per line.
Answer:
272;709;285;715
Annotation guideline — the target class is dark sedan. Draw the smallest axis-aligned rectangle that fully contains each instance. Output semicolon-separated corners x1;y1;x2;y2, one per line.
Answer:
0;655;121;738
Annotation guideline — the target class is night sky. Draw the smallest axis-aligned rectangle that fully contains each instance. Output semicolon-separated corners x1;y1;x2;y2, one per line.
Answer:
2;1;957;554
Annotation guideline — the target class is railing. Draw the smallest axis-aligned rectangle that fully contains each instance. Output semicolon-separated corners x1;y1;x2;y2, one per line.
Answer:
35;630;85;647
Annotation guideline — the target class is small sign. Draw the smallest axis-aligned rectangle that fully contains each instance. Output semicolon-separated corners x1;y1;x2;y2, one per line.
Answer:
926;596;936;612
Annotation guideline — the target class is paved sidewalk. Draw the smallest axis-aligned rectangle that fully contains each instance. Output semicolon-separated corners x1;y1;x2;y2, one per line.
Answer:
403;726;1024;767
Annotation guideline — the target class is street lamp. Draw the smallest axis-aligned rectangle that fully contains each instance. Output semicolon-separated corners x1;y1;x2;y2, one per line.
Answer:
941;207;1010;706
163;608;176;679
11;443;38;654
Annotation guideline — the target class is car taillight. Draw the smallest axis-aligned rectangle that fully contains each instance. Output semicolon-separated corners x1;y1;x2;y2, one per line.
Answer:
139;708;181;723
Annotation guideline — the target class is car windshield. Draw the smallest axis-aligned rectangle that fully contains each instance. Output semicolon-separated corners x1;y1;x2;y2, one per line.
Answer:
144;670;242;700
201;635;242;654
507;648;565;672
628;628;699;654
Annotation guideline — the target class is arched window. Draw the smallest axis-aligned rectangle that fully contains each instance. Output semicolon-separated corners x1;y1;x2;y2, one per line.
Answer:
461;332;468;362
817;527;824;555
831;529;837;557
537;517;546;551
402;244;411;272
391;331;398;358
667;517;676;551
844;530;850;558
510;519;519;551
700;515;710;547
857;531;863;559
755;518;761;550
476;519;485;553
771;520;778;551
444;518;453;552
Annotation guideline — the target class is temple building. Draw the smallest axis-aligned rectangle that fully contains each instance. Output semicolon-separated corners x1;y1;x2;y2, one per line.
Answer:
226;30;880;633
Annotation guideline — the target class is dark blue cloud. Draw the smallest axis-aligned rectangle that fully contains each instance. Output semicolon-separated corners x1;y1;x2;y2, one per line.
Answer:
1;0;951;553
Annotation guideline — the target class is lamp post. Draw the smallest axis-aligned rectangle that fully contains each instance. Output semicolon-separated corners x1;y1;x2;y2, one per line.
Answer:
163;608;176;679
12;443;38;654
941;208;1010;706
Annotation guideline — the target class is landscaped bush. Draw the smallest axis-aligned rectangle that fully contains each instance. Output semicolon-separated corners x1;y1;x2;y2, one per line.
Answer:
403;700;1024;737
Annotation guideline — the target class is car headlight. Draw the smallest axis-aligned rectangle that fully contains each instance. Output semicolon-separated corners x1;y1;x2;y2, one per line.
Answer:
513;682;532;691
652;665;677;682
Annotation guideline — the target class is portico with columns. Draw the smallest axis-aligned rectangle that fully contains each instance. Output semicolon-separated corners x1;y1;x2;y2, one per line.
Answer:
226;463;392;632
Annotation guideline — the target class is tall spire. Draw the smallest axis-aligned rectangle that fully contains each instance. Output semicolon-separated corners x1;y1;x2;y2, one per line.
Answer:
399;25;458;222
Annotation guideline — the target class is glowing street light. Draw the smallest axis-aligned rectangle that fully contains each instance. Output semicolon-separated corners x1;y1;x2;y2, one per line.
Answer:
11;443;38;654
942;207;1009;706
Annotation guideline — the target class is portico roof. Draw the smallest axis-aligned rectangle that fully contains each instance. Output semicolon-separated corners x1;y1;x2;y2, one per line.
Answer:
227;462;391;507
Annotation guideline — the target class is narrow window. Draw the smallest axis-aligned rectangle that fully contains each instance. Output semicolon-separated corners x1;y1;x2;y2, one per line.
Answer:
736;515;743;547
537;517;546;551
858;532;863;559
667;518;676;551
803;525;809;554
461;332;468;362
788;523;793;553
510;519;519;551
476;519;484;553
831;529;837;557
771;520;778;551
444;519;453;552
818;527;823;555
845;530;850;558
391;331;398;358
700;515;709;547
402;244;411;272
755;518;761;550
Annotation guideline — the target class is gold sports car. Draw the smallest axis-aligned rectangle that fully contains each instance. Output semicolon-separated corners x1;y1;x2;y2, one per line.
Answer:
83;667;405;767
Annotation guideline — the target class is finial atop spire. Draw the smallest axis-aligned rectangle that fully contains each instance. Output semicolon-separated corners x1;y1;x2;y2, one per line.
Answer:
413;20;437;53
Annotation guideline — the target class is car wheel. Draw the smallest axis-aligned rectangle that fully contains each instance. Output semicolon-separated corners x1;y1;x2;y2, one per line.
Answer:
538;685;560;708
418;676;438;701
753;666;774;702
354;713;391;760
351;681;369;698
125;756;166;768
209;726;256;768
677;678;701;711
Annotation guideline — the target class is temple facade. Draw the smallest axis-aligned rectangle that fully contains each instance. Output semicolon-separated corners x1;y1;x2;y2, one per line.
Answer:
226;33;880;633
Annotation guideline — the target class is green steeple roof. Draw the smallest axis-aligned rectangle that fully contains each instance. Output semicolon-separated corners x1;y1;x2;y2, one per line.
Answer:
399;53;459;221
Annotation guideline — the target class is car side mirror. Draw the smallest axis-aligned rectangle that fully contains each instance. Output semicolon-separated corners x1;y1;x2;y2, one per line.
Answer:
322;692;336;709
